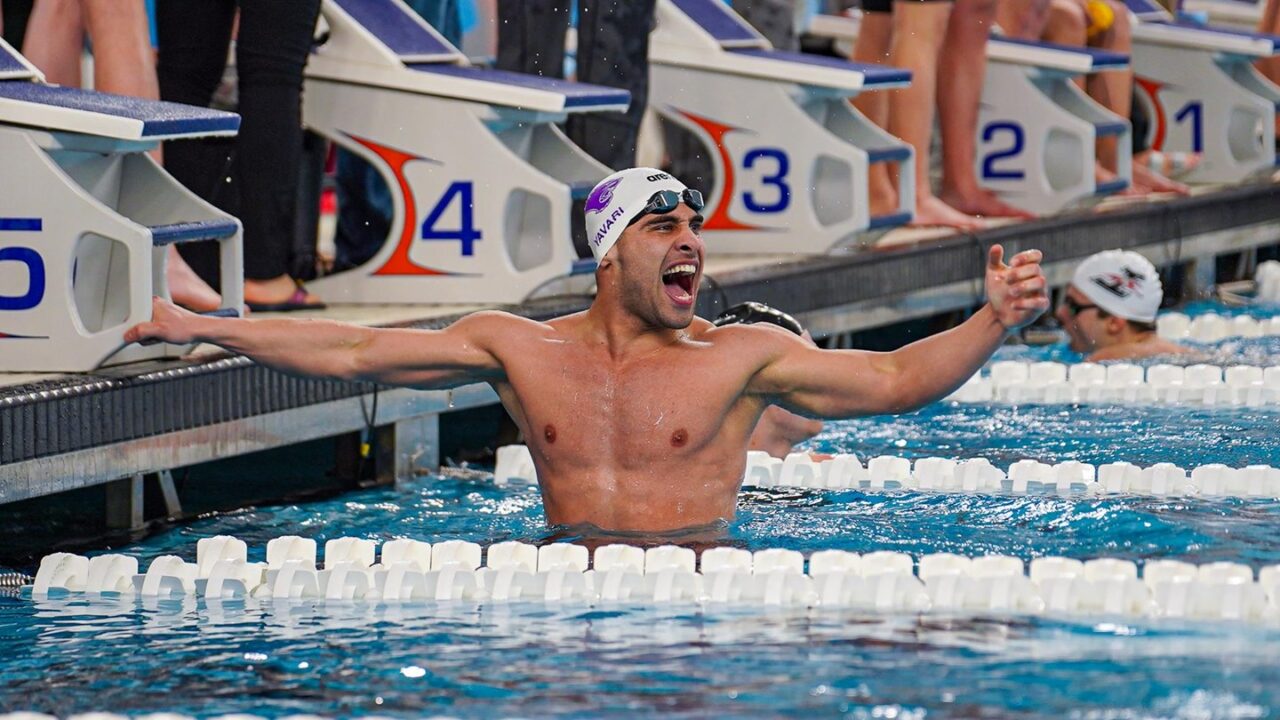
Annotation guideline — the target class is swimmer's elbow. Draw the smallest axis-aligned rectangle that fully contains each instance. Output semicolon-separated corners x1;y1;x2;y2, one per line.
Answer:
337;330;382;382
857;372;929;417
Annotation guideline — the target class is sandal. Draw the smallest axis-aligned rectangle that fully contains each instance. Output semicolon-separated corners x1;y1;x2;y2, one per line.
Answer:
245;281;327;313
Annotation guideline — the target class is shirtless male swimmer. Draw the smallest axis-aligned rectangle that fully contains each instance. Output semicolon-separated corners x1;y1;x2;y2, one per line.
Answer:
126;168;1050;534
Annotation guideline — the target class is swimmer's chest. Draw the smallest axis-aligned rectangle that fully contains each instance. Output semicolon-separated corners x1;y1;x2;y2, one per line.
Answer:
508;343;743;453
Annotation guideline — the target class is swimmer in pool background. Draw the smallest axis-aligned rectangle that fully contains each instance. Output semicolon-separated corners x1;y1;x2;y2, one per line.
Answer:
126;167;1050;534
711;301;827;460
1055;249;1190;362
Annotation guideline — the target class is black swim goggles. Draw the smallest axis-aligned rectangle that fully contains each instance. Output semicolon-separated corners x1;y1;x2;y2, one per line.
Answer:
1062;296;1099;317
628;189;705;226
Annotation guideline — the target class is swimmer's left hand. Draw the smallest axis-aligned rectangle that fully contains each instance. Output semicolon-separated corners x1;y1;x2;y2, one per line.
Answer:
986;244;1049;331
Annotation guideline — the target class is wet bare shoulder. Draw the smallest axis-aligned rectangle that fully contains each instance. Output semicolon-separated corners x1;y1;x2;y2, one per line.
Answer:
449;310;558;351
700;321;806;361
455;309;552;332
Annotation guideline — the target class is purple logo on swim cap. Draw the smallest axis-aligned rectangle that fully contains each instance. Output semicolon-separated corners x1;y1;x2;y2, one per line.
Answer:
585;177;622;215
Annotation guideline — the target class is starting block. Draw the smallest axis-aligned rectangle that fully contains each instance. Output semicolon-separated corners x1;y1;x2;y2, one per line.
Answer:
1182;0;1263;31
0;39;242;372
1124;0;1280;182
302;0;627;304
651;0;914;255
979;37;1133;214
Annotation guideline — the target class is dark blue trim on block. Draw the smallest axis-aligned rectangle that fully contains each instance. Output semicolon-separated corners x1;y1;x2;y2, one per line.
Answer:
409;65;632;108
0;83;239;136
198;308;241;319
990;36;1130;69
1122;0;1166;16
1095;178;1129;195
867;146;912;164
570;182;596;200
150;220;239;246
332;0;456;58
571;258;598;275
1095;121;1129;137
868;211;913;229
0;48;27;75
672;0;760;44
0;218;42;231
1163;19;1280;50
729;48;912;86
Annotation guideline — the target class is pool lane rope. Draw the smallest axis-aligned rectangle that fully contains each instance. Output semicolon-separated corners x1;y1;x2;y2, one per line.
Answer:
495;445;1280;499
1156;311;1280;343
947;360;1280;406
29;537;1280;625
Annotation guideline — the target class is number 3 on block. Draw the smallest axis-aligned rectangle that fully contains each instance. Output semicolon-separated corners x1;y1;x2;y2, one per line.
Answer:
420;181;482;256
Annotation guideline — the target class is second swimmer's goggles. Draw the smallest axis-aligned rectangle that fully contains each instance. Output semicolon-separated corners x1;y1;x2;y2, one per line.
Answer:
628;189;705;226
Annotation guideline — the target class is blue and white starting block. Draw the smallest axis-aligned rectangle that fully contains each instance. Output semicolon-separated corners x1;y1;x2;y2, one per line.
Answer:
650;0;914;255
1124;0;1280;182
0;39;242;373
302;0;628;304
980;37;1133;214
1182;0;1263;31
801;12;1130;217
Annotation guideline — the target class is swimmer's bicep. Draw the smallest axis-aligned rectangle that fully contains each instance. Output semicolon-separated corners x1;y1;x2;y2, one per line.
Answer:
353;317;509;385
752;345;904;419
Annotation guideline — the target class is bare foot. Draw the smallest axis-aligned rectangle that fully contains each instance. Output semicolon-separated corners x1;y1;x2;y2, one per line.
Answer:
940;188;1036;220
166;246;222;312
1132;162;1190;196
244;274;324;310
1095;164;1146;197
909;194;986;231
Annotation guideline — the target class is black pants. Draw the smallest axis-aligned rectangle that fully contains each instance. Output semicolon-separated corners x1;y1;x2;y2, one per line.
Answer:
496;0;656;171
155;0;320;282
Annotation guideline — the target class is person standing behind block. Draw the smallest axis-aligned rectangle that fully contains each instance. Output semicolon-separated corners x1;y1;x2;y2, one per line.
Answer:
496;0;657;170
19;0;224;312
852;0;987;230
154;0;326;312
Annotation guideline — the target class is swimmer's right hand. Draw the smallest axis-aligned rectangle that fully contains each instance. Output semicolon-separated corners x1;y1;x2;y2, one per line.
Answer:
124;297;204;346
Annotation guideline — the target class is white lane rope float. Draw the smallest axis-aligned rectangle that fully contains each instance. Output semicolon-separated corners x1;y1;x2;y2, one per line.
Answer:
495;445;1280;499
947;360;1280;406
28;537;1280;625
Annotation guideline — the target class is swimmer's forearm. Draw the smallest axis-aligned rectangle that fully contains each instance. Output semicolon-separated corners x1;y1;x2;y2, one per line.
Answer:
197;316;377;380
884;304;1008;409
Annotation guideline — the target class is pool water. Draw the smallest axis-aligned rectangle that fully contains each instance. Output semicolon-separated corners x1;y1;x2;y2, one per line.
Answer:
3;306;1280;719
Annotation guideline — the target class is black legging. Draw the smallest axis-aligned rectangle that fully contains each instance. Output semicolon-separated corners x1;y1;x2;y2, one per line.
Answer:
496;0;657;170
155;0;320;282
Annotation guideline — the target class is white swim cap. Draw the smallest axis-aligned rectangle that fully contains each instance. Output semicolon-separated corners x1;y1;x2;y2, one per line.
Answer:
583;167;689;262
1071;250;1163;323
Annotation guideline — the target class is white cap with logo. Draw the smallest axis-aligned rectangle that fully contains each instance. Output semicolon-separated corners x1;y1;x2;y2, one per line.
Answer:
582;167;688;262
1071;250;1163;323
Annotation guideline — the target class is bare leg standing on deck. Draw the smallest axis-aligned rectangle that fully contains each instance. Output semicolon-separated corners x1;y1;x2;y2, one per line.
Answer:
938;0;1035;219
850;8;899;218
886;1;985;230
22;0;224;312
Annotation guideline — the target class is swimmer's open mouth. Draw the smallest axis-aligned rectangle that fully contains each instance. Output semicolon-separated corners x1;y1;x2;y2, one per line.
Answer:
662;263;698;306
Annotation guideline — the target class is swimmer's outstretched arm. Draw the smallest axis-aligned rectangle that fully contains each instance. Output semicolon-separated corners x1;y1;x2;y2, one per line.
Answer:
753;245;1049;418
124;298;510;388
